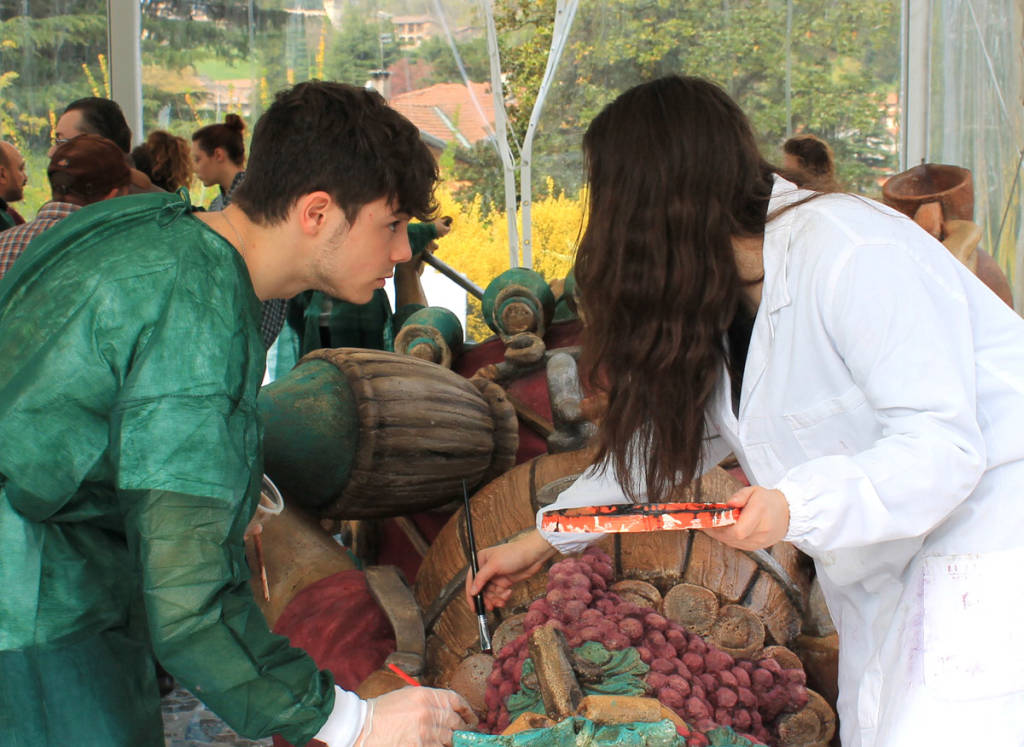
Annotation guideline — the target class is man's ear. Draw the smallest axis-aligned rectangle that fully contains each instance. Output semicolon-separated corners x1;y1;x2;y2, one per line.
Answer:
295;191;336;237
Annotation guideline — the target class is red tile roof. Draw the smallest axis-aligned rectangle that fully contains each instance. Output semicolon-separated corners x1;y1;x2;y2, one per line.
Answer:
390;82;496;146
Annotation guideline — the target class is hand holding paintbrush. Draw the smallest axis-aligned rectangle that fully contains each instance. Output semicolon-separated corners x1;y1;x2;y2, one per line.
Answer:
466;529;559;613
462;480;493;653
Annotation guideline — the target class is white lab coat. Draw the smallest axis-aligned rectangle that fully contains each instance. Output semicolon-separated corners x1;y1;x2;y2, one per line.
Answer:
539;176;1024;746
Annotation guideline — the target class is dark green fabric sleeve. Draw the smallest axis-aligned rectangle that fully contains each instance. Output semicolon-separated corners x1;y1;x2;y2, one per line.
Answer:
119;488;335;743
407;221;439;256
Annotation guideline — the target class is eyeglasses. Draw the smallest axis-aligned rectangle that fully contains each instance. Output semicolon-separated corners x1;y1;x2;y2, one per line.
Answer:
52;136;72;148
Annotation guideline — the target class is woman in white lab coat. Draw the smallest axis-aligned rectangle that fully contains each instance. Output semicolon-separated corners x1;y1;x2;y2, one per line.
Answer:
467;75;1024;746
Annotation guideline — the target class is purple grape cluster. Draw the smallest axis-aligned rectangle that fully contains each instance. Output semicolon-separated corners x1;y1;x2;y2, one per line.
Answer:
482;547;809;745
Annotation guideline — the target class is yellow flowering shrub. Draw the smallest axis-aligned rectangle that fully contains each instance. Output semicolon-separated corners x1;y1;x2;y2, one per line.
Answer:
433;179;585;341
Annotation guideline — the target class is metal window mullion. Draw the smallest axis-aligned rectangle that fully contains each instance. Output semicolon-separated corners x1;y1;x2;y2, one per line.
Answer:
107;0;143;144
900;0;931;170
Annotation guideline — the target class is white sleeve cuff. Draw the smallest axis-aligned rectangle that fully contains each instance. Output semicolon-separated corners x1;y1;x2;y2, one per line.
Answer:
312;685;367;747
536;513;604;555
774;473;818;547
536;463;630;555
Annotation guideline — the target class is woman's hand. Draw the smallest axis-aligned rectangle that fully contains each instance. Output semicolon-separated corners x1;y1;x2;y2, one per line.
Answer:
702;485;790;551
465;530;557;611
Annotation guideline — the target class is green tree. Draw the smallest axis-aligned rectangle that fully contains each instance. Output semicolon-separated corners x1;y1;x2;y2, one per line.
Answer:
324;7;400;86
488;0;900;196
409;35;491;85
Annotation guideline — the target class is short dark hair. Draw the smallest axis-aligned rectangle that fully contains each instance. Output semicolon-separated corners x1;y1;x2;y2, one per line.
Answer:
783;134;834;178
232;81;438;226
63;98;132;153
48;134;131;204
192;113;246;167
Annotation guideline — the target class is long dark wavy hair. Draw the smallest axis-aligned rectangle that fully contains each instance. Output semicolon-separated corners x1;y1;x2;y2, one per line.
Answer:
576;75;775;502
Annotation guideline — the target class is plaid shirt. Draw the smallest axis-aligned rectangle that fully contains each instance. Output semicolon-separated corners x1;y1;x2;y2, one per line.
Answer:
0;201;80;281
260;298;288;349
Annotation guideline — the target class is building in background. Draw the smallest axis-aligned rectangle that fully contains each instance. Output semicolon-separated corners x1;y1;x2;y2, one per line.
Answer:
391;15;439;48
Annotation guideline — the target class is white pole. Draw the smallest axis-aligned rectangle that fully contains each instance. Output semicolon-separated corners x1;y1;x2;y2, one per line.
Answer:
481;0;520;267
900;0;931;170
107;0;143;144
520;0;580;269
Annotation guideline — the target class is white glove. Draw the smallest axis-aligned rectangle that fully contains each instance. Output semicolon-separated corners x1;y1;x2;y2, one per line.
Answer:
355;686;477;747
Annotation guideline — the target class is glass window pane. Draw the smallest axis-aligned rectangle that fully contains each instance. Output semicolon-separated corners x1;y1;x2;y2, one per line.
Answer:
929;0;1023;300
515;0;902;200
0;0;110;214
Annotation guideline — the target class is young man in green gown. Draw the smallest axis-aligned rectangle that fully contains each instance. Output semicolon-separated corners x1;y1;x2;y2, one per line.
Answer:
0;82;473;747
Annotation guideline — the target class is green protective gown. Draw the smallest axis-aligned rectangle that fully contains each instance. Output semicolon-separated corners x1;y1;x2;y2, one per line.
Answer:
0;191;334;746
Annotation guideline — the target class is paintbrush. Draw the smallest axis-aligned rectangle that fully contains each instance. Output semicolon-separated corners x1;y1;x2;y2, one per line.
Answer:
463;480;493;653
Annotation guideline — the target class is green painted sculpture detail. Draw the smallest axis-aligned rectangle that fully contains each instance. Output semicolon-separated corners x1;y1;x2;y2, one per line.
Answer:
454;716;685;746
506;642;649;723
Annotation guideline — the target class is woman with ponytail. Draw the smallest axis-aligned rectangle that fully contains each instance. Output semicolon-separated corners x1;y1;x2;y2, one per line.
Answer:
468;75;1024;747
192;113;246;211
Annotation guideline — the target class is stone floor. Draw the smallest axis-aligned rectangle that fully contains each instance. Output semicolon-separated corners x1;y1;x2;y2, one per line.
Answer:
162;686;273;747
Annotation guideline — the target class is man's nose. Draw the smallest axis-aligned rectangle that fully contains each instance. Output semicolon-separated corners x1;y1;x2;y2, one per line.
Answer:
393;229;412;263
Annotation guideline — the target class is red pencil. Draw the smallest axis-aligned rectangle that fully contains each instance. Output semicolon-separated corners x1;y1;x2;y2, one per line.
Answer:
387;662;422;686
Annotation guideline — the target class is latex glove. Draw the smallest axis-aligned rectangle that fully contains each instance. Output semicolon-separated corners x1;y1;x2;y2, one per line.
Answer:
466;530;557;611
355;686;476;747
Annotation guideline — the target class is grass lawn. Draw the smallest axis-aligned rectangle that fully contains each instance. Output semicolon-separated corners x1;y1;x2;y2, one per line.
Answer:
192;57;256;81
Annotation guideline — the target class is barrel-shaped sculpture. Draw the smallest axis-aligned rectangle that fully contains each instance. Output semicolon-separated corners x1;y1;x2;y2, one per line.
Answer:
394;306;465;369
481;268;556;340
414;450;838;746
258;348;518;518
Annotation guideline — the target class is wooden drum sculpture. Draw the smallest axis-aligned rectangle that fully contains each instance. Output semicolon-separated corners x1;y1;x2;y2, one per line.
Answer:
414;450;838;746
257;348;518;518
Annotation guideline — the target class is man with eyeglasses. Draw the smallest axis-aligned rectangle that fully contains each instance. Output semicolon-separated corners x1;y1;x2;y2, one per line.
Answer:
51;97;162;193
50;97;133;157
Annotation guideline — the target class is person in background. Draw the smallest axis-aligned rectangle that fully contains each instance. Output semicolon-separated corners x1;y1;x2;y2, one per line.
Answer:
0;141;27;231
51;97;133;156
51;96;162;194
781;133;839;191
192;113;247;211
131;130;193;193
468;76;1024;747
0;81;473;747
0;134;132;280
